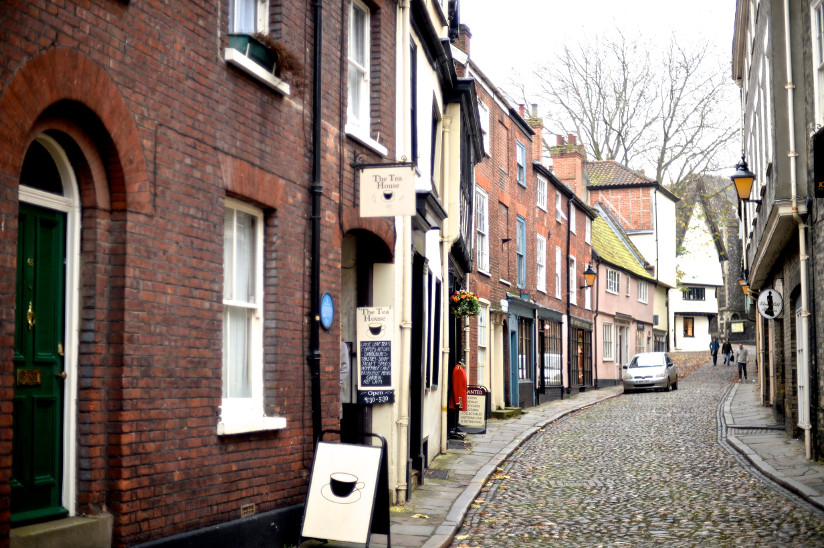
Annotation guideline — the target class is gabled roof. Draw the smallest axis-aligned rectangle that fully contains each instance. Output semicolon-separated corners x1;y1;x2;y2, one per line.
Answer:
676;199;728;262
591;210;656;283
586;160;680;202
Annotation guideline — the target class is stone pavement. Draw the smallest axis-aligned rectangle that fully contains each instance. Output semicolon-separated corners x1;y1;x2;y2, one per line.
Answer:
723;380;824;511
309;364;824;547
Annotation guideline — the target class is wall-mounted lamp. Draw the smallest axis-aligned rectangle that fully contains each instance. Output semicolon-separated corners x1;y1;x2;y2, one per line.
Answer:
580;262;597;289
730;156;762;205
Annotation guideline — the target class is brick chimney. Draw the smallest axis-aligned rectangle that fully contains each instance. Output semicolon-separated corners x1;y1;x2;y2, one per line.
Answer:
548;134;586;197
455;24;471;55
525;104;546;168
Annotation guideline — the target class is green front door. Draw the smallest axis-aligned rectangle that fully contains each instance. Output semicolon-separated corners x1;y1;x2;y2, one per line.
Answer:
12;202;68;525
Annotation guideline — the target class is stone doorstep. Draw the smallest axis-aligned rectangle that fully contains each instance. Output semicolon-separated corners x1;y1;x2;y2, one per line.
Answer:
489;407;523;419
11;513;113;548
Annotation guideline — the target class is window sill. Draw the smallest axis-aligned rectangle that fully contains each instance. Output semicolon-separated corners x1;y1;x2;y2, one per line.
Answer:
477;269;491;278
217;415;287;435
225;48;291;96
345;125;388;156
499;279;511;287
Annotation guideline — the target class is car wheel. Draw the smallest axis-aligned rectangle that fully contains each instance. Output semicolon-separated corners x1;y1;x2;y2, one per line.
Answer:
663;379;671;392
672;377;678;390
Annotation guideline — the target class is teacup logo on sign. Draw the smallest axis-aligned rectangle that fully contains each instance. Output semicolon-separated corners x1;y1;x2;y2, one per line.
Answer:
322;472;365;504
359;307;390;339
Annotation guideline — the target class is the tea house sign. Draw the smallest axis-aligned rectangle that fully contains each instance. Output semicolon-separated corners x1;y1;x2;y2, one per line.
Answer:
357;163;416;218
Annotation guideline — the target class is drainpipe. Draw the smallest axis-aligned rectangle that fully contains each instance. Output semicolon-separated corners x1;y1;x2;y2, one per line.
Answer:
592;257;600;387
565;199;572;394
396;0;412;503
783;0;812;458
439;114;453;452
307;0;324;445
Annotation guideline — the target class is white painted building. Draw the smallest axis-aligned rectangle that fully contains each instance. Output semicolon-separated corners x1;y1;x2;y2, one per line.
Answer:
669;201;726;351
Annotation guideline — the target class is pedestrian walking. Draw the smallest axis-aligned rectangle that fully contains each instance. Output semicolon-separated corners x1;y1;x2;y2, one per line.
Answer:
721;338;733;366
735;343;749;382
710;336;720;366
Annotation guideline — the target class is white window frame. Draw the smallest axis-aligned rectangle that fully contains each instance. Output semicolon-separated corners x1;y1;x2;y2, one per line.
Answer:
479;100;491;156
475;186;489;273
230;0;267;34
555;246;562;298
345;0;386;155
585;286;591;310
570;205;577;234
813;1;824;124
585;217;591;244
626;275;631;296
603;322;614;361
606;268;620;294
569;255;577;305
638;280;649;303
537;174;547;211
477;303;489;386
555;192;563;222
536;234;546;292
516;140;526;187
219;199;285;434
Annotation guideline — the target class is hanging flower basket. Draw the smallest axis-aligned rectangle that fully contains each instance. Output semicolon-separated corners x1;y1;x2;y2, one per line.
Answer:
450;290;480;317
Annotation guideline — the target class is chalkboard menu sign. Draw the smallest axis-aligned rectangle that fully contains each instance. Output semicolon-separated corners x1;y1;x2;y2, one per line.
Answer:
356;307;394;404
360;340;391;387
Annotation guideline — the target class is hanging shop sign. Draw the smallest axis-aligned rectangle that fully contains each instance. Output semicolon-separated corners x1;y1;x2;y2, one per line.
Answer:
757;289;783;320
356;306;394;404
357;164;416;218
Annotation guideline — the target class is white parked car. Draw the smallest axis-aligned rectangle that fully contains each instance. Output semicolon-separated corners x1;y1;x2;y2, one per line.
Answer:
622;352;678;393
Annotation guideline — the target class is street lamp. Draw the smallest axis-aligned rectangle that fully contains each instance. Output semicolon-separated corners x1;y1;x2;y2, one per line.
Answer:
581;262;597;289
730;156;762;205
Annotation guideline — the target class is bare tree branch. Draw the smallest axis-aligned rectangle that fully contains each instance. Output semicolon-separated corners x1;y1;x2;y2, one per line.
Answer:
531;34;738;187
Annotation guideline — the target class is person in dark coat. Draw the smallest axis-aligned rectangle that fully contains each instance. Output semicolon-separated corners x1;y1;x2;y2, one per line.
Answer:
721;338;733;366
709;337;720;366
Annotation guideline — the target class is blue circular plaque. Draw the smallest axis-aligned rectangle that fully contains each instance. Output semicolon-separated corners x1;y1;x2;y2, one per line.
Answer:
320;292;334;330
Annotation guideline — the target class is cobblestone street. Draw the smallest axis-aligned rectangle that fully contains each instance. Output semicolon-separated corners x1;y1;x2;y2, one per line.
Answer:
452;360;824;547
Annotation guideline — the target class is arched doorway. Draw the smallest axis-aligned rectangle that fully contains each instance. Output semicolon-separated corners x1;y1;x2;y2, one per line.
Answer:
13;135;80;525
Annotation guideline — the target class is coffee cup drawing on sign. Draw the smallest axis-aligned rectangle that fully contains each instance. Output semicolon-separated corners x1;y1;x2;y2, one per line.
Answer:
368;322;383;337
321;472;365;504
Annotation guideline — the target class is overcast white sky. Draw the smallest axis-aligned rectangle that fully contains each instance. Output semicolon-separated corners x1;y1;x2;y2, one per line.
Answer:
460;0;737;85
459;0;741;178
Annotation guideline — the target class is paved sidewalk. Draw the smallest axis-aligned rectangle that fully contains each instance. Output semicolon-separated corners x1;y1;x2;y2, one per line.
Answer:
723;380;824;511
308;372;824;547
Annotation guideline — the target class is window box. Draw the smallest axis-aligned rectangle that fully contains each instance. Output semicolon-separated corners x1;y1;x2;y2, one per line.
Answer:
229;33;279;73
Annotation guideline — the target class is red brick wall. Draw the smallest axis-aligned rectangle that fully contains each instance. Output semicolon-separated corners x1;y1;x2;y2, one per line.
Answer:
0;1;396;546
590;186;653;231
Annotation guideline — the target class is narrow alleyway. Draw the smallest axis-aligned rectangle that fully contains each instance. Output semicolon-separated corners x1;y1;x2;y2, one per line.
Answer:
452;360;824;546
